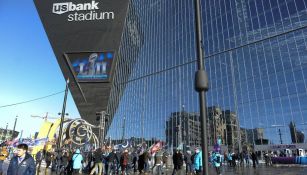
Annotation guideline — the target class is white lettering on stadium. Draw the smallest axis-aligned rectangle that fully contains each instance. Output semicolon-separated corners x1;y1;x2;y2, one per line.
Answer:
52;1;115;22
68;11;114;21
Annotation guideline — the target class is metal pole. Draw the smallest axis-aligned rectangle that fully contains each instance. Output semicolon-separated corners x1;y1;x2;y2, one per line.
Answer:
58;79;69;149
278;129;283;144
122;116;126;141
4;123;8;141
98;113;101;147
12;116;18;140
194;0;209;174
101;112;105;146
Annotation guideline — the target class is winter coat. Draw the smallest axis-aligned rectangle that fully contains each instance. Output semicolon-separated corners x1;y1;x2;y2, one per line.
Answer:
137;153;145;171
7;153;36;175
193;152;202;171
184;152;192;164
120;152;129;166
35;151;43;161
45;152;52;163
94;148;103;163
72;149;83;170
154;151;163;165
172;152;183;167
107;151;118;163
211;153;221;167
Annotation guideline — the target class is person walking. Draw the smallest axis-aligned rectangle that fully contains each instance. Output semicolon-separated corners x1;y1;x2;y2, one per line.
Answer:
72;149;83;174
211;151;222;175
172;149;183;175
60;152;70;175
90;148;103;175
152;149;163;175
45;151;52;170
184;150;193;175
143;150;151;173
137;151;145;174
7;144;36;175
120;149;129;175
251;151;257;168
193;148;202;175
244;152;250;166
0;147;8;175
35;149;43;173
107;149;118;175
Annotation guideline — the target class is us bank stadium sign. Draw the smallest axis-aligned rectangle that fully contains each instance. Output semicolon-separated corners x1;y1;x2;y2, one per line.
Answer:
52;0;115;22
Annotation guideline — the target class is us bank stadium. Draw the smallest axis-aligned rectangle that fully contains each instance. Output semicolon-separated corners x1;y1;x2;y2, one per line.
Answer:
35;0;307;153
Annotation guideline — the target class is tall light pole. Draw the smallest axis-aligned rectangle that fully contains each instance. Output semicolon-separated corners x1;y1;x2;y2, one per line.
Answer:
193;0;209;174
4;123;8;141
278;129;283;144
122;115;126;141
97;111;109;147
57;79;69;149
12;116;18;140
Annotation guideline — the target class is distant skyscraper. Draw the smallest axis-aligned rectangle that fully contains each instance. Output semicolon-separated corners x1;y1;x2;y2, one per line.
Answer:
165;111;201;149
289;121;305;144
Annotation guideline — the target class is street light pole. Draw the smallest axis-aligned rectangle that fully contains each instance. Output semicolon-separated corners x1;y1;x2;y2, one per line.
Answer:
193;0;209;175
57;79;69;149
4;123;8;141
97;111;109;147
278;129;283;144
12;116;18;140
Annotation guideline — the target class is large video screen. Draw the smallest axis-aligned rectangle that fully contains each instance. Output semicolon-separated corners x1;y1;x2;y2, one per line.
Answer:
65;51;115;82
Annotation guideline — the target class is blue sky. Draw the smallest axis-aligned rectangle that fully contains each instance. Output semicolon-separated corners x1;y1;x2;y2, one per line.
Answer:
0;1;80;137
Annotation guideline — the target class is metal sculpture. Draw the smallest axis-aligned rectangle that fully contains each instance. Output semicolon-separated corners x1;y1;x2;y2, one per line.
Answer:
61;118;100;148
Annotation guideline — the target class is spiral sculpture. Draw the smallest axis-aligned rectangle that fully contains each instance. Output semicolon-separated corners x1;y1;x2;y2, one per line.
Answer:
62;118;100;148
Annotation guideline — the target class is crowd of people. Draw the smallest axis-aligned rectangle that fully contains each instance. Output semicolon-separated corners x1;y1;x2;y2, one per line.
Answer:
0;143;206;175
0;142;280;175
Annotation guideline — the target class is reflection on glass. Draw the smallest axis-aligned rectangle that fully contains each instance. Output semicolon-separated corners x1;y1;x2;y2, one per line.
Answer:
105;0;307;153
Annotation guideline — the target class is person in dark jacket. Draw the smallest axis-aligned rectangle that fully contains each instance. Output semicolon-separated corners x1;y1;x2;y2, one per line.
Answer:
107;149;119;174
172;149;183;175
90;148;103;175
137;152;145;173
120;150;129;175
35;149;43;172
45;151;52;170
184;150;193;175
251;151;257;168
7;144;36;175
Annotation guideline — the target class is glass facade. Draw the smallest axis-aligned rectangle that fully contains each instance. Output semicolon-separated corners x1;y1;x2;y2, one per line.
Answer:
106;0;307;150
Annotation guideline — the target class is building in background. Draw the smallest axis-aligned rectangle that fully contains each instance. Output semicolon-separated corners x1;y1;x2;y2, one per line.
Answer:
165;111;201;149
0;129;19;142
289;121;305;143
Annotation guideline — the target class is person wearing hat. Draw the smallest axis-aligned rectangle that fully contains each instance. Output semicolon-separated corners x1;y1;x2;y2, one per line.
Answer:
0;146;8;175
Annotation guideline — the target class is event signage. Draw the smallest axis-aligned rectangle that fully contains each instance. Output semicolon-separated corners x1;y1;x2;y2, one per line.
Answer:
65;51;115;82
52;0;115;22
